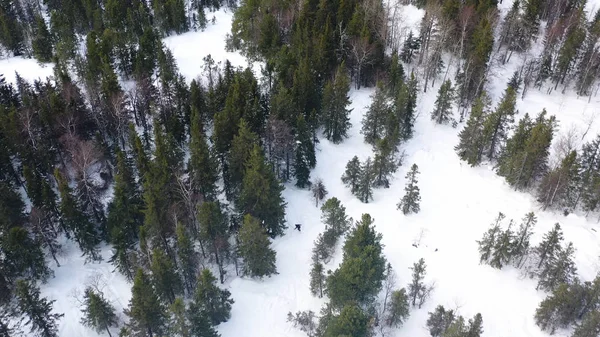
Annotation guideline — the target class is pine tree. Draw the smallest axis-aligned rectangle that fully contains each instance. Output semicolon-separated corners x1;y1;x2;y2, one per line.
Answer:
408;258;428;307
489;223;514;269
80;287;118;337
311;179;328;207
2;226;51;283
537;242;577;291
188;104;219;200
198;201;229;283
322;65;352;144
227;119;258;198
482;86;517;161
192;269;233;326
477;213;504;264
321;197;351;238
467;313;484;337
175;225;200;294
168;298;191;337
124;269;168;337
538;150;581;211
309;260;326;298
357;157;375;203
55;169;101;262
187;304;218;337
32;16;53;63
511;212;537;268
150;248;183;304
295;114;316;188
431;80;455;125
572;310;600;337
534;223;564;269
455;92;492;166
361;83;390;146
327;214;386;308
401;31;421;63
323;304;369;337
15;280;63;337
238;144;287;237
398;164;421;215
238;215;277;278
579;135;600;212
385;288;410;327
426;305;455;337
341;156;362;194
372;137;399;188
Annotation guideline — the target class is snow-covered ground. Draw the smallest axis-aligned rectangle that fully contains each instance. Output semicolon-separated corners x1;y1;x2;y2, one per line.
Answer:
0;56;54;84
3;3;600;337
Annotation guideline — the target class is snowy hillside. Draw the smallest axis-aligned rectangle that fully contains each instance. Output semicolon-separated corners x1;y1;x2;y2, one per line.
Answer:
3;1;600;337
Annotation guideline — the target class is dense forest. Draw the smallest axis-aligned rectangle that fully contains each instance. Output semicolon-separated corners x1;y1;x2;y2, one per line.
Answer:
0;0;600;336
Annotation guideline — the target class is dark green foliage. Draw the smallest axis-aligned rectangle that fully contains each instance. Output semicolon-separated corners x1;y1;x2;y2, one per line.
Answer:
431;80;455;125
538;150;581;211
124;269;168;337
80;287;118;337
311;179;328;207
175;225;200;293
401;31;421;63
187;301;219;337
150;248;183;304
238;215;277;278
534;223;564;269
238;144;287;237
227;119;258;198
372;138;399;188
327;213;386;308
310;260;326;298
341;156;362;194
537;242;577;291
322;65;352;144
198;201;229;283
579;135;600;212
295;114;317;188
455;92;492;166
398;164;421;215
511;212;537;268
489;222;514;269
408;258;431;308
477;212;504;264
385;288;410;327
323;304;369;337
32;16;53;63
191;269;233;326
15;280;63;337
572;310;600;337
482;86;517;161
357;157;375;203
321;197;351;238
2;226;51;283
426;305;456;337
362;83;391;146
188;102;219;200
168;298;191;337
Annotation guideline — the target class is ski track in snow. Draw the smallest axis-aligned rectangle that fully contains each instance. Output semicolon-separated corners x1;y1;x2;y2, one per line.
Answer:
2;2;600;336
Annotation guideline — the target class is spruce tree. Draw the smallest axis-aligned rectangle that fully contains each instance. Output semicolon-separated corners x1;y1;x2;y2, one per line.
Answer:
323;304;369;337
489;223;514;269
372;137;399;188
341;156;362;194
310;260;326;298
124;269;168;337
455;92;492;166
238;144;287;237
238;215;277;278
398;72;418;142
482;86;517;161
538;150;580;211
198;201;229;283
511;212;537;268
385;289;410;327
467;313;484;337
150;248;183;304
431;80;455;125
357;157;375;203
322;65;352;144
168;298;191;337
426;305;455;337
227;119;258;198
477;213;504;264
537;242;577;291
15;280;63;337
32;16;53;63
294;114;316;188
534;223;564;269
311;179;328;207
362;83;390;146
572;310;600;337
579;135;600;212
175;225;200;294
408;258;428;307
188;104;219;200
321;197;351;238
2;226;51;283
192;269;233;326
80;287;118;337
398;164;421;215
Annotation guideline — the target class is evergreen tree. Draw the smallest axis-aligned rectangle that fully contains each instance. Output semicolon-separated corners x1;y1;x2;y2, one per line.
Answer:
477;213;504;264
15;280;63;337
534;223;564;269
431;80;455;125
188;104;219;200
311;179;328;207
397;72;418;142
538;150;581;211
572;310;600;337
323;304;369;337
321;197;351;238
537;242;577;291
294;114;316;188
310;260;326;298
398;164;421;215
489;223;514;269
482;86;517;161
175;225;200;294
124;269;168;337
455;92;492;166
426;305;456;337
579;135;600;212
150;248;183;304
357;157;375;203
192;269;233;326
2;226;51;283
385;288;410;327
327;213;386;308
372;137;399;188
80;287;118;337
227;119;258;199
467;313;484;337
198;201;229;283
362;83;390;146
238;144;287;237
168;298;191;337
408;258;428;307
187;305;218;337
341;156;362;194
511;212;537;268
322;65;352;144
32;16;53;63
55;169;102;262
401;31;421;63
238;215;277;278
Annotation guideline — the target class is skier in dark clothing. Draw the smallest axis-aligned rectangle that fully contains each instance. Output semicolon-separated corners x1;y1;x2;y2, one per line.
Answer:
294;224;301;232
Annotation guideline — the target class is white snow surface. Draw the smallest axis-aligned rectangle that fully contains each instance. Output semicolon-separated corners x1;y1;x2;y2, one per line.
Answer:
0;57;54;84
2;3;600;337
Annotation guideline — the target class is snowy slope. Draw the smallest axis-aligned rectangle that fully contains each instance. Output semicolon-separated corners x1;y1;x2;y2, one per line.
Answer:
2;2;600;337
